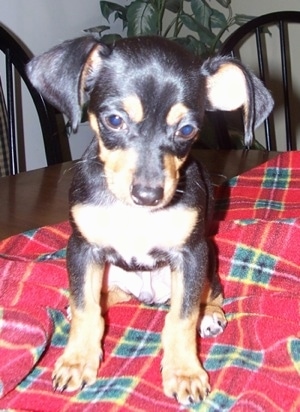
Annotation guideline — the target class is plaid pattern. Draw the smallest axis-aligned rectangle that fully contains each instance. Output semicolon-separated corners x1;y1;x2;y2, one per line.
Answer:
214;151;300;220
0;152;299;411
0;76;10;176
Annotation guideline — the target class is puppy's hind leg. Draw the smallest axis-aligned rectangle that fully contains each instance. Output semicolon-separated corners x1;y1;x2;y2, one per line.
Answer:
52;236;104;392
101;286;132;313
100;264;132;313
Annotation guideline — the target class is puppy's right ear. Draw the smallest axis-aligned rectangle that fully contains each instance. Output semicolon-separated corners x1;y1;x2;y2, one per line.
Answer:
26;36;111;131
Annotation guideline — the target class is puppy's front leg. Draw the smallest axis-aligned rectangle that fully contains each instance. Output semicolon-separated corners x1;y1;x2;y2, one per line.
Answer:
52;235;104;391
161;244;211;405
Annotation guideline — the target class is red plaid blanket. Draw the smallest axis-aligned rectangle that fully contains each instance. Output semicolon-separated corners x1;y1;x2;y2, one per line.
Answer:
0;151;299;411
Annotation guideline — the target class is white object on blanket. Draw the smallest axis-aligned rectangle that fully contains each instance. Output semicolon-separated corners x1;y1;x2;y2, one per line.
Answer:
66;265;171;321
106;264;171;304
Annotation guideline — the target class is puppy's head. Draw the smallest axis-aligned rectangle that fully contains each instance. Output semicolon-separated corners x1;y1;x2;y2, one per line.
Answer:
27;36;273;208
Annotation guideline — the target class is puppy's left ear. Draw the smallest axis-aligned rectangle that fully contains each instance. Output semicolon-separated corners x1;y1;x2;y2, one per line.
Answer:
201;56;274;148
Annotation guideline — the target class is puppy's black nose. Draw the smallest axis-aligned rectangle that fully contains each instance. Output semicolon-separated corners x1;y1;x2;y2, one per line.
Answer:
131;184;164;206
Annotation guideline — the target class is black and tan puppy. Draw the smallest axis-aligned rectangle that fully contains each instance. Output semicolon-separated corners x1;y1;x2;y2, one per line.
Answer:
26;36;273;405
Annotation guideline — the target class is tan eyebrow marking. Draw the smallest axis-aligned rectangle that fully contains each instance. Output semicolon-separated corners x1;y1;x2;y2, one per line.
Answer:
166;103;189;126
122;95;144;123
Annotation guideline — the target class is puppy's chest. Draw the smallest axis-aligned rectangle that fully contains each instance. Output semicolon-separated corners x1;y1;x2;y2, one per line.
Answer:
72;203;198;266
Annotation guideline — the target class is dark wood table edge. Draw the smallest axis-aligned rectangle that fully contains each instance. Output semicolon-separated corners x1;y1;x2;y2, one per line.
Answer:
0;149;280;240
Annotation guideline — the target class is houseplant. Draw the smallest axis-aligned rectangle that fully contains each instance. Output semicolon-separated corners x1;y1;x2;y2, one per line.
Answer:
85;0;253;57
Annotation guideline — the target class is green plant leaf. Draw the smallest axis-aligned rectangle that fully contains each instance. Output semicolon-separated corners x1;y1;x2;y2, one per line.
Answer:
174;35;208;55
100;1;127;22
165;0;182;14
180;13;199;32
234;14;255;26
180;13;215;43
233;14;270;34
117;7;130;30
91;0;257;58
215;0;231;8
127;1;159;36
190;0;212;28
210;8;228;29
99;33;123;44
84;25;110;35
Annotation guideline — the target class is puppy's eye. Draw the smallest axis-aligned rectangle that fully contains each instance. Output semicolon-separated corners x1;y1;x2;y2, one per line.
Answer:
105;115;126;130
176;124;197;139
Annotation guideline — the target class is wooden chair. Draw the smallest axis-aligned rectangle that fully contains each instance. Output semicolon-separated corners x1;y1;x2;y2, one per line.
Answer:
0;25;71;175
212;11;300;151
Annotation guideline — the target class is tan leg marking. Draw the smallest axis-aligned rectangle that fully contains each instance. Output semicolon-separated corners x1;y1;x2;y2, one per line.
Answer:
52;263;104;391
161;270;210;405
199;280;227;338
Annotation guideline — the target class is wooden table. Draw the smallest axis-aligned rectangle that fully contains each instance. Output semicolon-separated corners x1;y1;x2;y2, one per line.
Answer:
0;149;279;240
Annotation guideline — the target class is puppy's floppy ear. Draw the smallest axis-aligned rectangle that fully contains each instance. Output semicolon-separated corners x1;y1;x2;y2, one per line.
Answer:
201;56;274;148
26;36;111;131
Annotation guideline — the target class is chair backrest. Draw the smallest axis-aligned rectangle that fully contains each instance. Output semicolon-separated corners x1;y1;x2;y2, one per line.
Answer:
0;25;71;175
213;11;300;151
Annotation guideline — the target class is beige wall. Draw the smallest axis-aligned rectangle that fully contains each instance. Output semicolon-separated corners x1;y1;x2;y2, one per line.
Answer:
230;1;300;17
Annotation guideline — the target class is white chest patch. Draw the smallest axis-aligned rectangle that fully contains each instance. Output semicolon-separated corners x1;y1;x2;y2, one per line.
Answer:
72;203;198;265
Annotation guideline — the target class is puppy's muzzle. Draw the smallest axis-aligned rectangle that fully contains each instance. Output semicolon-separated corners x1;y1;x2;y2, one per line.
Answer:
131;184;164;206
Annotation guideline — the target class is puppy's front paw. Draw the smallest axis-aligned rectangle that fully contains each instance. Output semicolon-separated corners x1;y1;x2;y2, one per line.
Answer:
52;349;102;392
199;311;227;338
162;364;211;405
